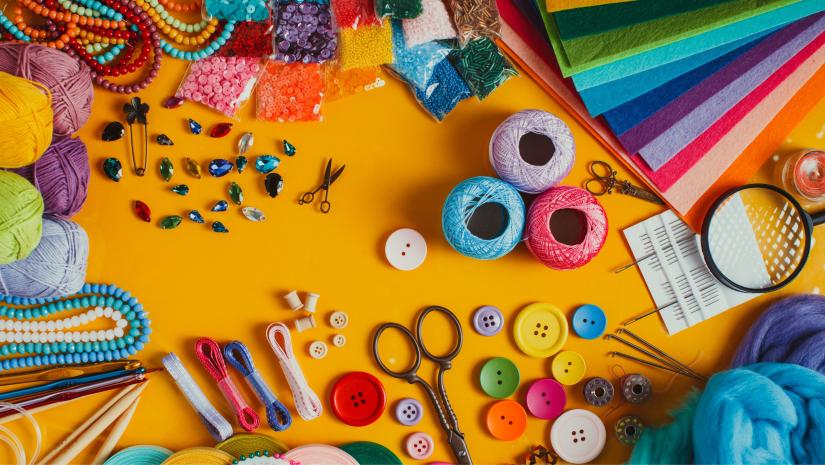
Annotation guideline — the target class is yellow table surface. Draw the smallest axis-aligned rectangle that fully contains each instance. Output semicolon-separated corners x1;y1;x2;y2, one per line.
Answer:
6;58;825;465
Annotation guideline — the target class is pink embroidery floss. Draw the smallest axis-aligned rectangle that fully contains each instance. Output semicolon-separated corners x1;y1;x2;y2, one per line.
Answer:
525;186;607;270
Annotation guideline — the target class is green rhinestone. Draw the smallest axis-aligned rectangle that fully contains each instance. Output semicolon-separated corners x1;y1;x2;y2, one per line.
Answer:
102;157;122;182
160;215;182;229
228;182;243;205
160;157;174;182
171;184;189;196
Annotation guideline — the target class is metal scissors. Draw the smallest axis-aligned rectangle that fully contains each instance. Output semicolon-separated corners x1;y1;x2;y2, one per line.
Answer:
298;159;345;213
584;161;664;205
372;306;472;465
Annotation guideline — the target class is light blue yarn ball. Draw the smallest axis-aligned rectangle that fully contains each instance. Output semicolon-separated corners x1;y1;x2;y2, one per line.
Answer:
102;445;173;465
442;176;525;260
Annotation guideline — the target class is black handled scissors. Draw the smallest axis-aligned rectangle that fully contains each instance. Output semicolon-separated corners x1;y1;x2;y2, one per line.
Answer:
299;159;345;213
372;306;472;465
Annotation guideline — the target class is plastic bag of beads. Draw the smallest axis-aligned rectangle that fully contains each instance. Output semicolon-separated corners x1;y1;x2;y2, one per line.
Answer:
324;64;386;101
257;61;324;122
333;0;381;28
273;2;338;63
214;21;274;57
411;58;472;121
401;0;456;47
375;0;422;19
389;20;451;90
451;37;516;100
448;0;500;46
337;19;394;70
204;0;271;21
176;56;262;118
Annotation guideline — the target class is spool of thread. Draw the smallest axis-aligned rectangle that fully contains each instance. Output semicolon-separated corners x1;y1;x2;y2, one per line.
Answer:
779;149;825;202
442;176;525;260
283;290;303;311
525;186;607;270
102;445;173;465
0;44;93;137
304;292;319;313
12;136;90;217
0;72;53;168
0;170;44;265
489;109;575;194
294;314;316;333
0;215;88;298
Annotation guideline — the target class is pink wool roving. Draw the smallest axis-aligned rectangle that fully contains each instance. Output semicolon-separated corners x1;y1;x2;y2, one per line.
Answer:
401;0;457;47
526;186;607;270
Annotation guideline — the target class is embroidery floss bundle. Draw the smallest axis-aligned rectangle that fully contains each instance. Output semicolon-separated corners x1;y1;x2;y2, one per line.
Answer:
0;44;93;138
442;176;525;260
489;110;575;194
525;186;607;270
0;171;43;265
12;137;90;218
0;216;88;298
0;72;53;169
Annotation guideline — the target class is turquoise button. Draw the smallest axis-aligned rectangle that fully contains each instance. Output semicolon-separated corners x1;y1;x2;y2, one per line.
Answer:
572;304;607;340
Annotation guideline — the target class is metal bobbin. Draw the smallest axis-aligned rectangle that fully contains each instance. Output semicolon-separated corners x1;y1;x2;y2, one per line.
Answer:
615;415;644;445
620;374;651;404
582;377;614;407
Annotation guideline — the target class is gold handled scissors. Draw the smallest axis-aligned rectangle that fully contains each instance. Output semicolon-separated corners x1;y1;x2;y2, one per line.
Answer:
584;161;664;205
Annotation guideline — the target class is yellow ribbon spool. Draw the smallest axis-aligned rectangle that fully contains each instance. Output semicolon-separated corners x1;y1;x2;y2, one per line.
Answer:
161;447;235;465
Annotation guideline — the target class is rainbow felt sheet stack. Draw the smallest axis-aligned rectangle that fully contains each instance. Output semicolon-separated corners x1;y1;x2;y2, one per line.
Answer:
495;0;825;229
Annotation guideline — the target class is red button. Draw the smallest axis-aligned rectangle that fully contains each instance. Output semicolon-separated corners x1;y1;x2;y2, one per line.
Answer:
330;372;387;427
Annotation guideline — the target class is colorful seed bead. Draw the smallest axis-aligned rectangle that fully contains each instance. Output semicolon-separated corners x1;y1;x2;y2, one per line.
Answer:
332;0;379;29
451;36;516;100
390;20;450;89
204;0;270;21
448;0;500;46
375;0;421;19
337;20;393;70
257;61;324;122
401;0;456;46
323;64;385;101
177;56;262;116
414;58;471;121
273;2;337;63
213;20;273;57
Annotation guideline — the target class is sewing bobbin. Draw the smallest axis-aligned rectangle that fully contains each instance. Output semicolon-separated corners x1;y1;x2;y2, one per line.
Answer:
294;315;317;333
615;415;644;445
304;293;320;313
583;377;614;407
620;374;651;404
284;290;303;311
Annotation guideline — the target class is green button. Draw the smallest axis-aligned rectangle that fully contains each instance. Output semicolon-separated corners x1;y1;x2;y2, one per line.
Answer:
480;357;520;398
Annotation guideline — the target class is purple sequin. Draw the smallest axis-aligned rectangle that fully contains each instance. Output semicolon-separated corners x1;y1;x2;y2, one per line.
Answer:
274;1;338;63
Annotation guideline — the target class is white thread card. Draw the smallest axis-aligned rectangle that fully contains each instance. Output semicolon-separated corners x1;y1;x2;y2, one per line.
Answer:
623;210;758;334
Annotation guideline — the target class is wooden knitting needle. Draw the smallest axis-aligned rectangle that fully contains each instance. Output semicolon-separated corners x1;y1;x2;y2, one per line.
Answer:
90;394;141;465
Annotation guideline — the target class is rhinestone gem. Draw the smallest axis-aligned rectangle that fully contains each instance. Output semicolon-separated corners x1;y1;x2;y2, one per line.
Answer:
188;210;205;223
210;122;233;138
283;139;296;156
242;206;266;222
134;200;151;222
171;184;189;195
102;121;125;141
238;131;254;156
184;158;202;178
212;200;229;212
255;155;280;174
156;134;174;146
162;96;184;109
236;155;248;173
160;215;183;229
208;159;234;177
160;157;174;182
229;182;243;205
102;157;122;182
264;173;284;197
212;221;229;233
188;118;203;135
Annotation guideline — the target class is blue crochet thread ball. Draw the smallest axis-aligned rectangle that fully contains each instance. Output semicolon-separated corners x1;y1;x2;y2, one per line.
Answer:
442;176;525;260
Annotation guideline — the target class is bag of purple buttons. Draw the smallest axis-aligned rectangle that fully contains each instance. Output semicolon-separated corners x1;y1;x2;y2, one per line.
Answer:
273;1;338;64
175;56;263;118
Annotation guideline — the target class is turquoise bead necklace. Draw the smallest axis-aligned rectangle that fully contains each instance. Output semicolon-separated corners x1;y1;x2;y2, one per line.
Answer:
0;283;152;372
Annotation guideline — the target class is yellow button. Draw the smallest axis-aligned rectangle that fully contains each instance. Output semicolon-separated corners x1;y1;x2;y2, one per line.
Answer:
513;303;568;358
551;350;587;385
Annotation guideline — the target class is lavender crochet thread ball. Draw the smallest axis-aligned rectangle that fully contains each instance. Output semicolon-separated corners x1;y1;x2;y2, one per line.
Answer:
0;44;93;137
0;216;88;298
732;294;825;374
12;136;89;217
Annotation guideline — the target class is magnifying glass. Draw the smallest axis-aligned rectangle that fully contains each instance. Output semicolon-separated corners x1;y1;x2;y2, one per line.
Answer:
701;183;824;293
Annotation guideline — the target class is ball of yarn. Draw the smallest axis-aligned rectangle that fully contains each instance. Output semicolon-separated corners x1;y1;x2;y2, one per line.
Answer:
0;170;44;265
12;136;89;217
0;72;53;168
0;44;93;137
0;215;88;298
489;109;575;194
732;294;825;374
442;176;525;260
525;186;607;270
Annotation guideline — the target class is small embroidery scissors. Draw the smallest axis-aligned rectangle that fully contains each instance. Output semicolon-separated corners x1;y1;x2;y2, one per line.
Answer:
299;159;345;213
372;306;473;465
584;161;664;205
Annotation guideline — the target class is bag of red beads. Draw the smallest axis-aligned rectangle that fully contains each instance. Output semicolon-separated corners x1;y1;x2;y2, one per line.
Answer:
257;61;325;122
213;21;274;57
333;0;381;28
176;56;262;118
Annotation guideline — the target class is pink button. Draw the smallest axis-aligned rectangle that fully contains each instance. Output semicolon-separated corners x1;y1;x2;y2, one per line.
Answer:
406;432;434;460
525;378;566;420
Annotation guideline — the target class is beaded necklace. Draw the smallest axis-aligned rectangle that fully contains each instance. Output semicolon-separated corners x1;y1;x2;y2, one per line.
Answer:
0;283;151;372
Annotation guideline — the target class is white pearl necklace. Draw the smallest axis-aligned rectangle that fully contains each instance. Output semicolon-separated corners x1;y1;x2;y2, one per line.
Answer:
0;306;127;344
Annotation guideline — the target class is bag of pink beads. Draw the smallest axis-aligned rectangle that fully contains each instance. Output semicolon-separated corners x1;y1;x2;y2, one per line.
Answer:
176;56;263;118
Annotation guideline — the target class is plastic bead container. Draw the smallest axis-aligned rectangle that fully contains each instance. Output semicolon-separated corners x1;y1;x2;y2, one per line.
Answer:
401;0;456;47
390;20;451;89
324;65;386;101
451;37;516;100
257;61;325;122
177;56;262;117
337;20;394;70
413;58;472;121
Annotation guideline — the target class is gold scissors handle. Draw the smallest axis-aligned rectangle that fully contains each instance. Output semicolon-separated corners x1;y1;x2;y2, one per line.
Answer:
585;161;664;205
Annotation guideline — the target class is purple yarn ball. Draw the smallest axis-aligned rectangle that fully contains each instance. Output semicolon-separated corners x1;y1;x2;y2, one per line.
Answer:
732;294;825;375
11;137;89;218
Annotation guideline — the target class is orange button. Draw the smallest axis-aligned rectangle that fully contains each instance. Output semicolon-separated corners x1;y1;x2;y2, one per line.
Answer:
485;400;527;441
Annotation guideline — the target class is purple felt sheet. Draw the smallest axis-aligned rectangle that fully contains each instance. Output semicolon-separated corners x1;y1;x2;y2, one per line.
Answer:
618;13;825;171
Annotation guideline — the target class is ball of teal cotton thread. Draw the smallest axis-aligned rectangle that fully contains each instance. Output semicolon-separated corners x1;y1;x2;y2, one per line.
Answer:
102;445;173;465
442;176;525;260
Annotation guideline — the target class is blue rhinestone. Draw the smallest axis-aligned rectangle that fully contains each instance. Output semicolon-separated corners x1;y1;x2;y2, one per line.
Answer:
188;118;203;134
208;159;234;177
188;210;205;223
211;200;229;212
236;156;248;173
254;155;280;174
171;184;190;195
212;221;229;233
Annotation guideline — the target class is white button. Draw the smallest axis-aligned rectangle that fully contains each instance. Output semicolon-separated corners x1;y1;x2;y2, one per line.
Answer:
550;409;606;464
332;334;346;347
385;228;427;271
329;311;349;329
309;341;328;359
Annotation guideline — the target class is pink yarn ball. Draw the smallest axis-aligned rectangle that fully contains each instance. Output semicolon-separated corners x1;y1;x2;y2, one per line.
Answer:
525;186;608;270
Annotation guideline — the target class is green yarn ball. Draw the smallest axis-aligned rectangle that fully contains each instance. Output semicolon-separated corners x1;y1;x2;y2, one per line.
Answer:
0;170;44;264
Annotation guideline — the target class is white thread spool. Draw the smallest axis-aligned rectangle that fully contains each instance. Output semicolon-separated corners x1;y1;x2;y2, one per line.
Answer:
489;109;575;194
304;292;320;313
284;290;304;311
294;314;316;333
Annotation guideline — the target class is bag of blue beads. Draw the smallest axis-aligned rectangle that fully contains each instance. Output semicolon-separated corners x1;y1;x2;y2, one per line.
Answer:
204;0;270;22
388;20;450;89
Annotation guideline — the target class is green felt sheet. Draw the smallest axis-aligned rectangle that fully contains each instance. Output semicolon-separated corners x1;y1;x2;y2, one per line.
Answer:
554;0;735;40
557;0;798;71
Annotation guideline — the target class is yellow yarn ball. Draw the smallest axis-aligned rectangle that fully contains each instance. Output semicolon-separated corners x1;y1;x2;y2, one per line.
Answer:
0;72;53;169
0;170;44;264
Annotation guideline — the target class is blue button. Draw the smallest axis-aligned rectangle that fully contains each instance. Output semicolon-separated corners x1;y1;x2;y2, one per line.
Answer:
572;304;606;339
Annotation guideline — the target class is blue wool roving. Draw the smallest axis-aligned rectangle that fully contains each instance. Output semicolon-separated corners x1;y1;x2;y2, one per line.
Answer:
628;362;825;464
442;176;525;260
